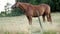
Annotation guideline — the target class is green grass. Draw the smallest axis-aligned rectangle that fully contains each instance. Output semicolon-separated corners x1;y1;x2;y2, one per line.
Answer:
4;31;10;34
43;31;56;34
0;13;60;34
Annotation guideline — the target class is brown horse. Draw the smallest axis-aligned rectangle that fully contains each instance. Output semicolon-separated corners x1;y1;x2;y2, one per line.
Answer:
11;2;52;25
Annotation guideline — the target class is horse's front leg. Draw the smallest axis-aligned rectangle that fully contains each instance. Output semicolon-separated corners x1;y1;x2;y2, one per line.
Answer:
27;16;32;25
26;16;32;34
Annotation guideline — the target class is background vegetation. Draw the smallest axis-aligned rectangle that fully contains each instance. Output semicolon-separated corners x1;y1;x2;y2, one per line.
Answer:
0;0;60;17
16;0;60;11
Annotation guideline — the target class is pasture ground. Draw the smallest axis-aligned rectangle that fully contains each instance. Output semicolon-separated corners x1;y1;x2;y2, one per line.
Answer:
0;13;60;34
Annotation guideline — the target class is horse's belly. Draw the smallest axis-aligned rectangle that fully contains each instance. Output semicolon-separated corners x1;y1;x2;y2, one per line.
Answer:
32;13;41;17
32;11;43;17
33;15;40;17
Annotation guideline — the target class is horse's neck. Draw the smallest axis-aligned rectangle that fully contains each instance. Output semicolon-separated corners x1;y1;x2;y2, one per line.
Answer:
19;3;29;11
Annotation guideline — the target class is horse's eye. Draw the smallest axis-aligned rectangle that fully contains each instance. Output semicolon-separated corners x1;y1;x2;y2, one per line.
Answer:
11;5;16;9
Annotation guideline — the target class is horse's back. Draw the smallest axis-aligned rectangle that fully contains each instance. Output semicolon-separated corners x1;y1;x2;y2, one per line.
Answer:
38;4;51;15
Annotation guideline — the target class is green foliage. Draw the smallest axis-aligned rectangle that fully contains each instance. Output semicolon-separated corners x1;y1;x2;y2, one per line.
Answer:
16;0;29;3
16;0;60;12
1;0;60;17
8;8;24;16
29;0;38;5
0;8;24;17
0;12;6;17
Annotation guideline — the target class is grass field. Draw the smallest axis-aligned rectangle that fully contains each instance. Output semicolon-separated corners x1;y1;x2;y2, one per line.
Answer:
0;13;60;34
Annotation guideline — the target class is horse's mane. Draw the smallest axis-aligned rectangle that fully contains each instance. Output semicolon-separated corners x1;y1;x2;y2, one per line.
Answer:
16;2;33;6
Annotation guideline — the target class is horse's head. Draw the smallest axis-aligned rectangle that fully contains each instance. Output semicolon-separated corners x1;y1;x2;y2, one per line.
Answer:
11;2;20;9
11;2;29;11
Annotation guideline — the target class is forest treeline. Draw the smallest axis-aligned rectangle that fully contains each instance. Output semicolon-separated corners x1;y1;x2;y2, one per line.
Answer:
16;0;60;11
0;0;60;17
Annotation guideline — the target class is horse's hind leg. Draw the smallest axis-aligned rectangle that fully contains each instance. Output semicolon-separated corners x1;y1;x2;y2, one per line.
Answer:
42;14;45;22
47;14;50;22
47;14;52;23
49;14;52;23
